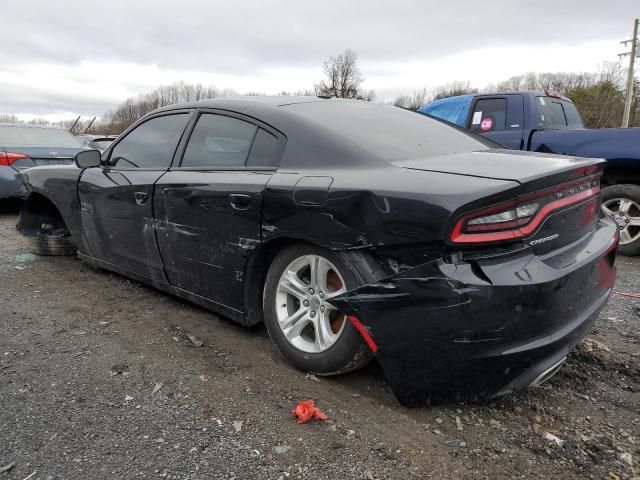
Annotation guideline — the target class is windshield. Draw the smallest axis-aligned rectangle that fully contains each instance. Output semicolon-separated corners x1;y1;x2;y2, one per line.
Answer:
284;101;494;162
536;97;583;129
0;126;83;147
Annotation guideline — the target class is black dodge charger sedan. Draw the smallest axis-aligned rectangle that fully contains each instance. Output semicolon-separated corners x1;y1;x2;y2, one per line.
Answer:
17;97;618;406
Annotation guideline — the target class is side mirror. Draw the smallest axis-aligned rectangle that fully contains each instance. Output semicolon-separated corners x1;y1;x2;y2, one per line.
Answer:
75;149;102;169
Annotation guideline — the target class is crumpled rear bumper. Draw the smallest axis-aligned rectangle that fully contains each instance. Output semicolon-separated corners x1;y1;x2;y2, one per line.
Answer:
331;218;618;406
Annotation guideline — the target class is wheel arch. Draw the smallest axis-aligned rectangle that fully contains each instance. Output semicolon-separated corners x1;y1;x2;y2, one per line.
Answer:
242;237;386;326
18;192;72;237
601;162;640;187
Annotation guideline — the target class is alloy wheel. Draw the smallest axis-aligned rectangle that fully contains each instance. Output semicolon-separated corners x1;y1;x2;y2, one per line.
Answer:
275;254;348;353
602;198;640;245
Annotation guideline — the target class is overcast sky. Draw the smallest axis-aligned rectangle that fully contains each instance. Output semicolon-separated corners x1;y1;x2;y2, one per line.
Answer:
2;0;638;121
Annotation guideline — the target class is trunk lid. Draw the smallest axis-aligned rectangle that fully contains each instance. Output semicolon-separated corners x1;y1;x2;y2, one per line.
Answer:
2;146;83;170
393;149;605;190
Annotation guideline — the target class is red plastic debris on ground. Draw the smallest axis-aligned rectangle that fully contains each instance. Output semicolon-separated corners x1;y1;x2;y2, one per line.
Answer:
291;400;329;424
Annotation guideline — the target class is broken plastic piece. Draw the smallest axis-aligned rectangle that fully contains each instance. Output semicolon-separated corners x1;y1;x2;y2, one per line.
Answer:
291;400;329;424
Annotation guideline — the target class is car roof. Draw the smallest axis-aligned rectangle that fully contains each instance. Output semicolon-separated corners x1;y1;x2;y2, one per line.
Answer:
427;91;573;103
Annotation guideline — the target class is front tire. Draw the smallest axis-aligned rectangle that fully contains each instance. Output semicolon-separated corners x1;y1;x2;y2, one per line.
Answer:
263;244;374;375
29;228;76;256
602;184;640;256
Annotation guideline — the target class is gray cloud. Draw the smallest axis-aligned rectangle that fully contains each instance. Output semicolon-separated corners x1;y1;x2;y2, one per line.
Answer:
1;0;637;116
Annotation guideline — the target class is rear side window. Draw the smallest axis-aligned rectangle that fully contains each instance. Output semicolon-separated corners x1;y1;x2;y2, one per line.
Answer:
246;129;279;167
181;114;257;168
0;126;83;148
470;98;507;132
536;97;584;129
109;114;189;169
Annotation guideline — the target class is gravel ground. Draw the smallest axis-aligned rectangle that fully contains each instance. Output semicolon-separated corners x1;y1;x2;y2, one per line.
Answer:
0;202;639;480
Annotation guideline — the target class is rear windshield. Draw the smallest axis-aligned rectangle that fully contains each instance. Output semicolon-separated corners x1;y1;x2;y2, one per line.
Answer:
536;97;583;129
283;101;493;162
0;126;83;147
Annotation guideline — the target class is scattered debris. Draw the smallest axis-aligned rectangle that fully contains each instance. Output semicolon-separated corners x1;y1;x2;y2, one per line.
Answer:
22;471;37;480
274;445;291;454
186;334;203;347
583;338;611;352
12;253;36;263
533;424;565;446
291;400;329;424
125;395;134;402
435;417;443;424
233;420;243;433
0;462;16;474
305;372;320;382
456;416;464;431
110;363;129;376
613;290;640;299
619;452;633;466
151;383;163;396
372;442;385;451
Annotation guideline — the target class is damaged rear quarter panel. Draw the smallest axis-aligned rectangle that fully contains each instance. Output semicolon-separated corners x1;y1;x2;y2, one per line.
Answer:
262;167;519;250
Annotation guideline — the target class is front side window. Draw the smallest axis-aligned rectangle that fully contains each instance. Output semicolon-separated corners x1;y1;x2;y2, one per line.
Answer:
109;114;189;169
536;97;584;129
470;98;507;133
181;114;257;168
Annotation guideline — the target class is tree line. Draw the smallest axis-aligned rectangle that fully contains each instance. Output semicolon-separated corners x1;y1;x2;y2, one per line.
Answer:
2;50;639;133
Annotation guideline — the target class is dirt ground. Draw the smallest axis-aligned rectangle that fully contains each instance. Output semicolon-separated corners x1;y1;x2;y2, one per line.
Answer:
1;202;639;480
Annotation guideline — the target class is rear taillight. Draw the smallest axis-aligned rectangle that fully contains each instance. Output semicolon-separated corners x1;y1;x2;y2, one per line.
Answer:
0;151;30;166
450;177;601;244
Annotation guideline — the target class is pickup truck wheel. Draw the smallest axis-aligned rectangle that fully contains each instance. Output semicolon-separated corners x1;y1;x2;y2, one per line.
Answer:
30;227;77;256
262;244;375;376
602;184;640;256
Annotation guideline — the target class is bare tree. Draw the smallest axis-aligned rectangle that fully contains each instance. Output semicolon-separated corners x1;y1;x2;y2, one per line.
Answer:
431;81;478;101
392;88;429;110
315;49;370;99
0;114;20;123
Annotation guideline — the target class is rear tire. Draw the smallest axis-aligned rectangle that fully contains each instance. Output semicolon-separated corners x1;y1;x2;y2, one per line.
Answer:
602;184;640;257
30;229;77;256
263;244;376;375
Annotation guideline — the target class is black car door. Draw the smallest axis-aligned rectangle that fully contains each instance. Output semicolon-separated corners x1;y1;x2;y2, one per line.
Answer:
78;111;193;280
154;110;284;311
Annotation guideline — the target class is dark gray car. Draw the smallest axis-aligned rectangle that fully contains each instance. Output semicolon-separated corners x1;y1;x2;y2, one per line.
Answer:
0;124;85;199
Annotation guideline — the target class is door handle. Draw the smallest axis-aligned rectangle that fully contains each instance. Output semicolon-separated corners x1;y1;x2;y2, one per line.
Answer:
134;191;148;205
229;193;252;210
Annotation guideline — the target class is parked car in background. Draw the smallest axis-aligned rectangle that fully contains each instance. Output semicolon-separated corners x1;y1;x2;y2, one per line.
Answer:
17;97;618;406
76;134;117;153
419;91;640;255
0;124;85;200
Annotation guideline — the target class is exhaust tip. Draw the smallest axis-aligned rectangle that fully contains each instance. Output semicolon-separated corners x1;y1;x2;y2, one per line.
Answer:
529;357;567;388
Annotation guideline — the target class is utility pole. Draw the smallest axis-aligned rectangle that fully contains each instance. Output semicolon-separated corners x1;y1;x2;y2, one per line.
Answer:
620;18;638;128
